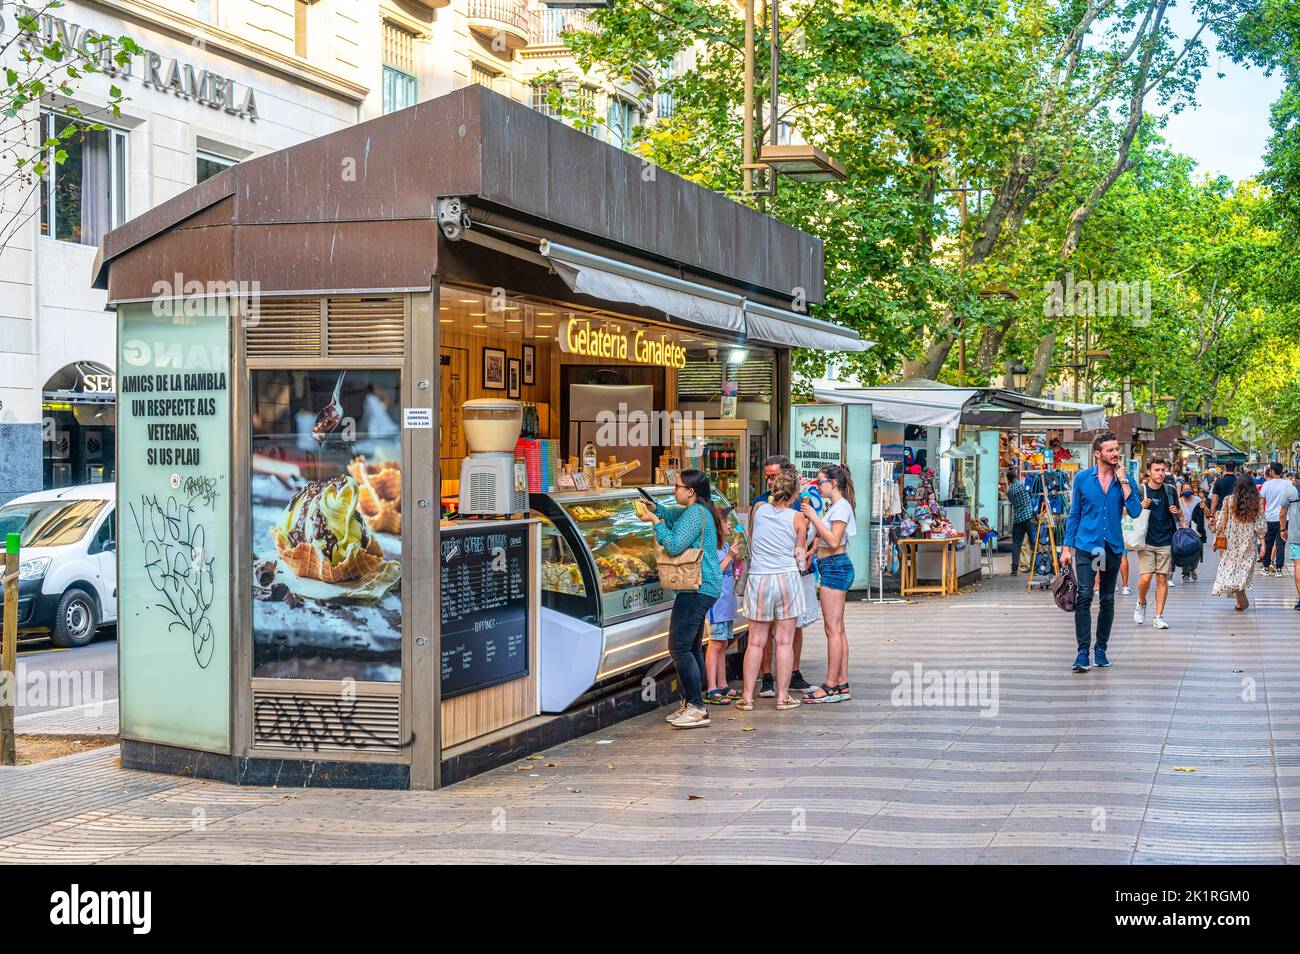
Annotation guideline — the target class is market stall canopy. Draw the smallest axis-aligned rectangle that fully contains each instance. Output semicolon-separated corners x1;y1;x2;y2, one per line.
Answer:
988;393;1107;431
812;378;1106;430
812;378;979;428
542;241;871;352
93;85;825;316
1189;431;1248;463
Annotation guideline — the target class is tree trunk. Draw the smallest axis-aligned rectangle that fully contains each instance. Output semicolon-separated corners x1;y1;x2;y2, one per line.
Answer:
1026;332;1057;397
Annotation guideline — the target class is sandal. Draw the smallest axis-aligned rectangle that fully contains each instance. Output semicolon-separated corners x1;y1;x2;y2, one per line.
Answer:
703;689;731;706
835;683;851;700
775;697;801;710
802;683;843;704
723;687;742;700
736;699;754;711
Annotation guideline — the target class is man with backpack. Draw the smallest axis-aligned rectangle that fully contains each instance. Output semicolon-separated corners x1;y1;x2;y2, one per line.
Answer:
1133;458;1185;631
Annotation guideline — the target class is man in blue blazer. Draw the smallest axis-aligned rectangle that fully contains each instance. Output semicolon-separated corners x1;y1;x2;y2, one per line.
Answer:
1062;432;1143;672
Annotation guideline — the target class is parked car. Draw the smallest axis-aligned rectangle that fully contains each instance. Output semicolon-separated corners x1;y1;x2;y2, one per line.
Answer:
0;484;116;648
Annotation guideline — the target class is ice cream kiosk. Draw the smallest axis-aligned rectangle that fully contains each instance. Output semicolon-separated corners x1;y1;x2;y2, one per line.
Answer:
95;86;867;789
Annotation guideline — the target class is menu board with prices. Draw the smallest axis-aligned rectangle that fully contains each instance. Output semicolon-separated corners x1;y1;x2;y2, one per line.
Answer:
439;524;530;698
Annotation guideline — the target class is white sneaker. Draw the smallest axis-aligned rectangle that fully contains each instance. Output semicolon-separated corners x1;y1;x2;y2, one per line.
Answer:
1134;603;1147;625
1121;586;1132;596
1153;616;1170;630
1168;576;1176;587
670;705;711;729
665;703;687;723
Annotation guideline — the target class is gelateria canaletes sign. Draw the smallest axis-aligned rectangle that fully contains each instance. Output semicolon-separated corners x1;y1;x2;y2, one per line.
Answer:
559;317;687;369
4;6;259;120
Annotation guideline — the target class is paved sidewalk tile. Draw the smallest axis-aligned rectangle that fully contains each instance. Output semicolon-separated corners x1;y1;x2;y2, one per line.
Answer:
2;551;1298;864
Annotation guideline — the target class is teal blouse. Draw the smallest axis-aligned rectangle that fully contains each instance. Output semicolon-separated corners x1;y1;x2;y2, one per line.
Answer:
652;501;721;598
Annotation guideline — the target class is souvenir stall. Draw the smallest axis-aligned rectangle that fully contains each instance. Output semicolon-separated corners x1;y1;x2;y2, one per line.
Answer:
812;379;984;595
813;382;1106;594
94;86;868;790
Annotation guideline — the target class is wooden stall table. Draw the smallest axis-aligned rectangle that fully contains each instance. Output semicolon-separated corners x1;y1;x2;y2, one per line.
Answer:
899;537;961;596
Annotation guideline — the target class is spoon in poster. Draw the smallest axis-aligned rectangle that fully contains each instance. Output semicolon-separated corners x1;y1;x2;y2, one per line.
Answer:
312;370;346;444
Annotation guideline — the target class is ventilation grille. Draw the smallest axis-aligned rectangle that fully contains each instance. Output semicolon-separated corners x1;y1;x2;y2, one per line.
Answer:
327;297;405;356
252;684;403;754
243;296;406;358
678;358;774;400
244;298;323;357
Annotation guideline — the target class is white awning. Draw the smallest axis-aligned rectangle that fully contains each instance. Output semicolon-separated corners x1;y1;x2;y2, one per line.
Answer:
540;240;869;352
812;379;979;428
744;300;873;352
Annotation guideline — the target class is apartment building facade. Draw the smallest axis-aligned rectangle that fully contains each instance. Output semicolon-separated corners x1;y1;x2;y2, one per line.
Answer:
0;0;654;502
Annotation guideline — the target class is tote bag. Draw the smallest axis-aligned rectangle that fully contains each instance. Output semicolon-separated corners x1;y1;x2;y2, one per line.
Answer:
1122;484;1151;551
655;509;707;591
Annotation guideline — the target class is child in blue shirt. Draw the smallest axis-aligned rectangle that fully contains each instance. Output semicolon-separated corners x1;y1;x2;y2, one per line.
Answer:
704;511;742;704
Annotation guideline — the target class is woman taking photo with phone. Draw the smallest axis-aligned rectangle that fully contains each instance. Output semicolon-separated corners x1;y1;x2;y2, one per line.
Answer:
737;468;808;712
635;470;723;729
800;463;857;702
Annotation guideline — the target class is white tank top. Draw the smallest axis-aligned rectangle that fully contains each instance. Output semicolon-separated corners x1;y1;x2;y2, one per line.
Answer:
749;504;800;574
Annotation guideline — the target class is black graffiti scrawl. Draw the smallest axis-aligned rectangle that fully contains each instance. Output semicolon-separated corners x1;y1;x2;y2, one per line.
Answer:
129;492;217;668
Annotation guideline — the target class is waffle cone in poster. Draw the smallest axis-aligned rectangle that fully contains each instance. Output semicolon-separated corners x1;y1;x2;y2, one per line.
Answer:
270;475;386;583
349;456;402;534
275;534;385;583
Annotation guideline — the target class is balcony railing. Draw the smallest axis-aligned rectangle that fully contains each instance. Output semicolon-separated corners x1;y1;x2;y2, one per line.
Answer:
468;0;531;37
528;8;598;45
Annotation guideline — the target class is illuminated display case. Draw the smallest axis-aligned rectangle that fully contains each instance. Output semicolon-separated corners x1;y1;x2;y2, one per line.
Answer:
532;486;736;628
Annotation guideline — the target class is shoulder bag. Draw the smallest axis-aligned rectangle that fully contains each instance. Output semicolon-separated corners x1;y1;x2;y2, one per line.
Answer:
1213;497;1231;552
1122;484;1151;551
733;503;762;599
655;505;707;591
1050;561;1078;613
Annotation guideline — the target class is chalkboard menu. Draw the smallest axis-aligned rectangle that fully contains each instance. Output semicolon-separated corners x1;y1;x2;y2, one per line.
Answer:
440;524;530;698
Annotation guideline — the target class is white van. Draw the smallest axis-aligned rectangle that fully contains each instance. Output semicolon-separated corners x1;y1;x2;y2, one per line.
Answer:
0;484;116;648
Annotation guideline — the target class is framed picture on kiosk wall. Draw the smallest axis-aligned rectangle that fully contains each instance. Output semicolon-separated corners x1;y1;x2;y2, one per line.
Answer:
507;358;521;399
483;347;506;390
522;344;535;385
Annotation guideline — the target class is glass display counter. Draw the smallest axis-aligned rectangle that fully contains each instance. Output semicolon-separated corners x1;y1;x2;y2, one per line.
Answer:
530;486;741;682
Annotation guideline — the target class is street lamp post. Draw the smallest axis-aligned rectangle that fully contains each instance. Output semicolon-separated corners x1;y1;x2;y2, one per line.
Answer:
1011;363;1029;392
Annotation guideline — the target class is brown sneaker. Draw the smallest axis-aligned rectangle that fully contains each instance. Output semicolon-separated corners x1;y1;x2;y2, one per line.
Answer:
670;705;711;729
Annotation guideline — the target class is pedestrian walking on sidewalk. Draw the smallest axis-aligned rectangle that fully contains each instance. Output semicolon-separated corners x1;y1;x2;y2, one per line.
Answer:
1133;458;1184;630
738;468;808;712
1178;486;1207;582
1281;472;1300;610
1209;462;1238;521
801;463;858;704
1006;467;1034;575
1062;432;1142;672
636;469;722;730
1211;476;1268;611
1260;463;1291;576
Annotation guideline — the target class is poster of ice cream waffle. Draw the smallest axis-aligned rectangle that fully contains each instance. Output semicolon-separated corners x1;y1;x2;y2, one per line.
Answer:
249;369;403;681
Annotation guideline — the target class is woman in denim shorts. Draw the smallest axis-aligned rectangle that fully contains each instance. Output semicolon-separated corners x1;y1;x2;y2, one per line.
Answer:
800;464;858;703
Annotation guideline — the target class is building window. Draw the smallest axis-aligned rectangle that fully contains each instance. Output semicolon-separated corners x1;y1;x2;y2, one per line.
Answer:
197;151;235;183
606;97;640;148
382;21;419;114
471;63;498;91
295;0;310;58
195;0;216;23
39;111;127;247
531;81;561;118
574;85;596;135
383;67;418;114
